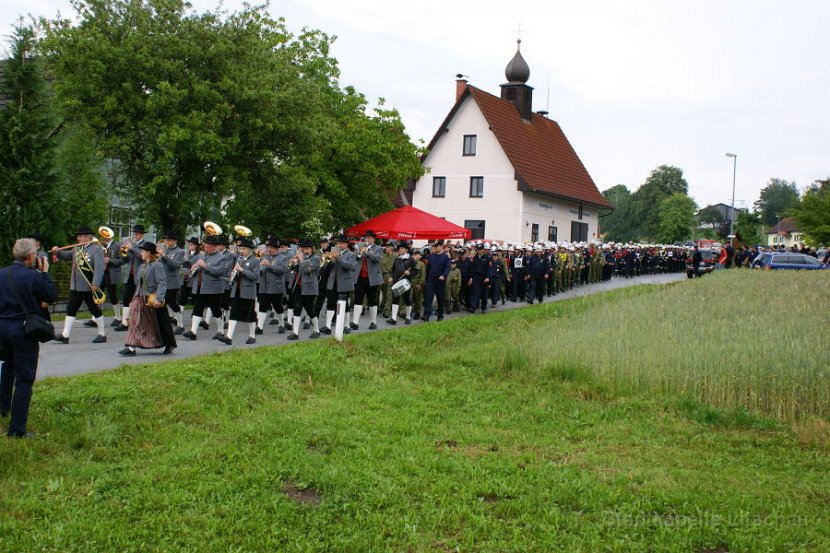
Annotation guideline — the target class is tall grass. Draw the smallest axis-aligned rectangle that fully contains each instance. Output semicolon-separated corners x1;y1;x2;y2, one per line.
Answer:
516;270;829;421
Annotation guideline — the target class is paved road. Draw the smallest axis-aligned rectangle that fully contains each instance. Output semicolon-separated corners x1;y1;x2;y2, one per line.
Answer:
37;273;685;379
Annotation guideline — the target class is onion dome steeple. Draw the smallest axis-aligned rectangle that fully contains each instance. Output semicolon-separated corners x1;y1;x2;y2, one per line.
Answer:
505;39;530;83
500;40;534;120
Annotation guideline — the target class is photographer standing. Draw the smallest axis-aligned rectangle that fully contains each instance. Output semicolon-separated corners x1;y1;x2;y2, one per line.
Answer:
0;238;57;438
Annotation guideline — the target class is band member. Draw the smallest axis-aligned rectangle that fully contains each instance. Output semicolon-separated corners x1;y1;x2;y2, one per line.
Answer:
387;243;418;325
179;237;200;307
115;224;147;331
315;236;332;321
214;234;234;337
351;230;383;330
98;230;125;326
158;231;186;334
257;237;289;334
50;226;107;343
219;238;260;345
322;235;357;334
118;242;176;355
286;238;322;340
182;235;234;340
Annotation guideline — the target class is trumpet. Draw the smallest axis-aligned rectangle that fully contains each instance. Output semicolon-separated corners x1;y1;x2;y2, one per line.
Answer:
120;238;132;257
91;286;107;305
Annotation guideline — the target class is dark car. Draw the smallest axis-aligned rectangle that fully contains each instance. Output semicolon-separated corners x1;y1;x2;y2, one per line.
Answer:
751;252;828;270
686;249;719;278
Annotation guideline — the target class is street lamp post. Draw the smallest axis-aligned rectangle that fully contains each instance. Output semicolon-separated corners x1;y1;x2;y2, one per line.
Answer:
725;153;737;245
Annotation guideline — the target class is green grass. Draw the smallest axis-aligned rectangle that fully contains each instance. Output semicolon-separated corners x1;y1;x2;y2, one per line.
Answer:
1;272;828;552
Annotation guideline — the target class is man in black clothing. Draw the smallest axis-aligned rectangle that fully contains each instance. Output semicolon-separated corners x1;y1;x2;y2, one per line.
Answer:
0;239;57;438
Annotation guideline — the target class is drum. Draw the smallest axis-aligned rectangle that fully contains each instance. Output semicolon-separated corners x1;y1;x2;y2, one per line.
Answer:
391;278;411;297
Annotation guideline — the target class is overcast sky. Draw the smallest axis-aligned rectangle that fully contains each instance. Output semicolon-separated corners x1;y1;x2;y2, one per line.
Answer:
3;0;828;210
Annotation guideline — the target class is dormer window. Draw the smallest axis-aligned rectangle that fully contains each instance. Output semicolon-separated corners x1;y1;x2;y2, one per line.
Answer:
463;135;477;156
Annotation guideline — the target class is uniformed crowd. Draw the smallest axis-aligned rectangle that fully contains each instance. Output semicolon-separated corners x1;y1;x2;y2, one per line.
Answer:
36;225;692;351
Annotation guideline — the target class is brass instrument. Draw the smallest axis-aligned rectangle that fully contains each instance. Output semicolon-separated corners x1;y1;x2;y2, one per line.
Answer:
203;221;223;236
99;226;115;241
120;238;131;257
145;292;165;308
53;237;100;252
234;224;252;238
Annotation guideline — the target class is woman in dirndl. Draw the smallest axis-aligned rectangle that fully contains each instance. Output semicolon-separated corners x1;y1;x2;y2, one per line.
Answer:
118;242;177;356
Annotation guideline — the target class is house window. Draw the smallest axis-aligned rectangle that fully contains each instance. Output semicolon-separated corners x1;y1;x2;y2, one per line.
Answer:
571;221;588;242
469;176;484;198
464;220;485;240
548;226;557;242
578;205;583;220
531;224;539;242
463;135;477;156
432;176;446;198
109;206;132;241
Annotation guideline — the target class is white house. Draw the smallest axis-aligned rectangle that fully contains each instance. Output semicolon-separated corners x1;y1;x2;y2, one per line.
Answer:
409;42;612;243
766;217;806;248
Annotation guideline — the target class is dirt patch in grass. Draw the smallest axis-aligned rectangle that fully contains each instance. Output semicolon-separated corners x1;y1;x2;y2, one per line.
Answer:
282;481;322;506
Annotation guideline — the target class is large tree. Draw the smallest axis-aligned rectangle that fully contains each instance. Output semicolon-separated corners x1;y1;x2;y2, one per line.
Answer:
0;26;109;261
790;178;830;245
656;192;697;244
40;0;424;240
733;210;764;245
754;178;800;227
599;184;637;242
630;165;689;240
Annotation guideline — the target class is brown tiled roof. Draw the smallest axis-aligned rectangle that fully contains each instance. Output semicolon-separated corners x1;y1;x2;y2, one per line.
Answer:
426;85;612;209
766;217;799;235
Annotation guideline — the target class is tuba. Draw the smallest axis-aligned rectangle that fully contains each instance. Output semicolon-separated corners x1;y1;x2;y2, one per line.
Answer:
234;224;252;238
203;221;223;237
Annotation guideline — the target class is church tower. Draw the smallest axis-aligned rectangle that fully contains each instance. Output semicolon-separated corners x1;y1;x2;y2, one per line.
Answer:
500;40;534;121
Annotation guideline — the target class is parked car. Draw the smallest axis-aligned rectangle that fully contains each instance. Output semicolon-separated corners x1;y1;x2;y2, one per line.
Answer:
686;249;719;278
751;252;828;270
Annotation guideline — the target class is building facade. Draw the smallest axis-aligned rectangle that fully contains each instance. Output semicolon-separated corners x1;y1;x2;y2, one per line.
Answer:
410;42;611;243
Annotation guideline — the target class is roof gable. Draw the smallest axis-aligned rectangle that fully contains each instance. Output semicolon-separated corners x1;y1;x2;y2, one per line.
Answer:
424;85;611;209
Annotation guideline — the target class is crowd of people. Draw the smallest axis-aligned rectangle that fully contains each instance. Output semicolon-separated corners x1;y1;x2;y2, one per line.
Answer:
12;222;814;439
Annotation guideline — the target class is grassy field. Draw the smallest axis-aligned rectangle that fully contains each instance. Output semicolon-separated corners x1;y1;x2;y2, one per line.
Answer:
0;271;827;552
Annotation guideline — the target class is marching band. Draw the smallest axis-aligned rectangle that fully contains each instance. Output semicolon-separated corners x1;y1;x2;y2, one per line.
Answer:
43;221;701;355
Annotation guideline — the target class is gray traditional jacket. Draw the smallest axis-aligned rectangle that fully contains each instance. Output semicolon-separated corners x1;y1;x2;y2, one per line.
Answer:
137;260;167;299
357;244;384;286
56;242;104;292
259;252;289;294
229;254;260;300
326;248;358;293
159;246;186;291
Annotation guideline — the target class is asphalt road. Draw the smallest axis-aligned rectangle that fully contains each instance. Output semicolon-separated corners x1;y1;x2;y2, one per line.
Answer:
37;272;686;379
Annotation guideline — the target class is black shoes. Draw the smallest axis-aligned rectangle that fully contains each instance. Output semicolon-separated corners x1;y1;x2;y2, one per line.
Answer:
114;323;128;332
199;321;210;330
278;324;286;334
118;348;136;356
110;319;121;327
245;337;256;344
321;327;332;335
53;334;69;344
212;332;224;340
287;333;299;341
404;318;411;325
303;321;311;330
162;346;175;355
182;331;197;340
368;322;377;330
437;316;444;321
83;320;97;328
255;327;263;335
218;335;232;345
386;318;397;325
309;332;320;339
92;335;107;344
269;319;279;325
349;322;359;330
174;326;184;335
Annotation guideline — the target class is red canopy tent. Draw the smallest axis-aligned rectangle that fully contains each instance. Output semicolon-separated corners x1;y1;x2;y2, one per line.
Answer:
345;206;471;240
